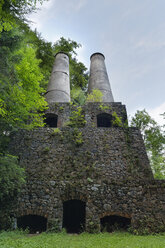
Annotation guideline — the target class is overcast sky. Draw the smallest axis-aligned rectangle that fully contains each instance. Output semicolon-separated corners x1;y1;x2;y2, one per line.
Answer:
29;0;165;124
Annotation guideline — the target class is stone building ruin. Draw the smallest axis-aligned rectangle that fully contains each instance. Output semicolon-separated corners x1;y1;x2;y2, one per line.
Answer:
9;52;165;234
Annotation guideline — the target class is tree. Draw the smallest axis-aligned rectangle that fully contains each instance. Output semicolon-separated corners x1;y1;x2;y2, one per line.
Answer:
0;27;48;153
130;109;165;178
0;0;47;32
0;0;53;229
86;89;103;102
70;87;86;106
29;35;89;103
0;28;48;131
0;26;48;227
21;34;89;100
53;37;89;89
53;37;89;102
0;154;25;229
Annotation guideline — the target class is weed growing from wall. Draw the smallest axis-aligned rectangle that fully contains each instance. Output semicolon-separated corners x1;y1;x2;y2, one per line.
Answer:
67;106;86;128
99;104;110;111
50;128;61;136
112;112;123;127
64;106;86;146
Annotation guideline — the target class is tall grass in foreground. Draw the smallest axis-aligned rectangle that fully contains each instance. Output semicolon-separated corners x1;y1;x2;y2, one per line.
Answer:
0;231;165;248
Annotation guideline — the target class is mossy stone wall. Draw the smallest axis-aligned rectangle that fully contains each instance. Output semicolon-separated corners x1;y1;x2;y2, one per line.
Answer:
9;103;165;233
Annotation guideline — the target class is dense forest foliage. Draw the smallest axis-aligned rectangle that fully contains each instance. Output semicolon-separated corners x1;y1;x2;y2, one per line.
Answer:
0;0;164;229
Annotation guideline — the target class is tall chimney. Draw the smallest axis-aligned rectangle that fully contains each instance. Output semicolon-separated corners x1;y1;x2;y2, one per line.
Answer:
45;52;70;103
88;53;114;102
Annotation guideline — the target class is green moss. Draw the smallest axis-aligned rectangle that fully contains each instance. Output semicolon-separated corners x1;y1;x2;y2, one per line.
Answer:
55;103;59;107
42;146;50;153
87;177;93;183
59;106;64;111
50;128;61;136
99;104;110;111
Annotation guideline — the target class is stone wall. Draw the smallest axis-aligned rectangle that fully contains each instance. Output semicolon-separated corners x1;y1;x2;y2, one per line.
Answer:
9;103;165;233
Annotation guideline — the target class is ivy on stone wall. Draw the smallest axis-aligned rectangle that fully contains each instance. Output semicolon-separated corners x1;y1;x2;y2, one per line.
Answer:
67;106;86;128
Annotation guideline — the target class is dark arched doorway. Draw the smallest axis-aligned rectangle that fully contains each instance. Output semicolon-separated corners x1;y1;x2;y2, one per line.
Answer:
17;215;47;233
44;114;58;127
100;215;131;232
63;200;86;233
97;113;112;127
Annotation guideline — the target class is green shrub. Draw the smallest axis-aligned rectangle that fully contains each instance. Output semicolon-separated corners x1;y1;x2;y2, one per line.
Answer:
112;112;123;127
86;89;103;102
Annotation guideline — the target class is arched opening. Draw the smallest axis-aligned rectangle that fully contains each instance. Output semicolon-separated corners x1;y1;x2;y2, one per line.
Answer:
44;114;58;127
100;215;131;232
17;215;47;233
97;113;112;127
63;200;86;233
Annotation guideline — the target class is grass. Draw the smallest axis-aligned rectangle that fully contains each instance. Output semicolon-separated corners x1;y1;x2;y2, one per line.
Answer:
0;231;165;248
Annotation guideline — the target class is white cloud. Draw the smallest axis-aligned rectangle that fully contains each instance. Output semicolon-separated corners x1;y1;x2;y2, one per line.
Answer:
72;0;87;12
29;0;87;33
135;40;165;50
132;22;165;52
29;0;55;30
77;45;89;68
149;102;165;126
57;0;87;13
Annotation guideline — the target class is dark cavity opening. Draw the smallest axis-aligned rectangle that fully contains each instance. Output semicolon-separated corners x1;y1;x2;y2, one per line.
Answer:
97;113;112;127
44;114;58;127
63;200;86;233
100;215;131;232
17;215;47;233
